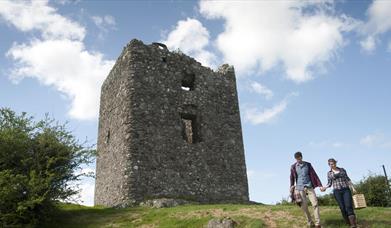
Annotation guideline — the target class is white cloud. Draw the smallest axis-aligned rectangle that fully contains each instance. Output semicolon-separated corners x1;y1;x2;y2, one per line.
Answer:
0;0;114;120
359;0;391;52
92;15;116;30
74;166;95;206
359;132;391;149
162;18;217;68
0;0;85;40
78;179;95;206
199;1;355;83
92;15;116;27
55;0;81;5
244;101;287;125
332;142;344;148
308;140;348;148
7;39;114;120
360;36;376;53
91;15;117;40
360;133;381;146
360;133;385;147
68;176;94;206
104;15;115;26
249;81;273;100
243;92;298;125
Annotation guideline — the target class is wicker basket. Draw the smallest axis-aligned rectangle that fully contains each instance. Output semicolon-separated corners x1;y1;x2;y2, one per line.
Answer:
353;194;367;209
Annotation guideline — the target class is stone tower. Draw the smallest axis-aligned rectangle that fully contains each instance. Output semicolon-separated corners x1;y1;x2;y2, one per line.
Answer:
95;39;249;207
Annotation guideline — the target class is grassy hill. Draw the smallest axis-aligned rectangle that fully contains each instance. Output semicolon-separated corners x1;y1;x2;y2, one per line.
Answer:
42;203;391;228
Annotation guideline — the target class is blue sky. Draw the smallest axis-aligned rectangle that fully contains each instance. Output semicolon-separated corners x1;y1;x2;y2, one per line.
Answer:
1;0;391;206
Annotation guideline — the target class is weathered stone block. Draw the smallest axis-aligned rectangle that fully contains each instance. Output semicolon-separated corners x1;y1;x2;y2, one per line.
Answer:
207;218;237;228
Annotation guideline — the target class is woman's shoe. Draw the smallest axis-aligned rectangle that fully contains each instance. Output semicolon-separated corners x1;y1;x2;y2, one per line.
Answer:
343;216;350;225
348;215;357;228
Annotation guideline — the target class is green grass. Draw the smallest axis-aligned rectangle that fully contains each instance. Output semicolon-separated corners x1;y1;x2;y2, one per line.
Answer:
42;203;391;228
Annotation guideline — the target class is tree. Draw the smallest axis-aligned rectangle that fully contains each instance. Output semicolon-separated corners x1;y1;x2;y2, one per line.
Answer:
355;173;391;207
0;108;94;226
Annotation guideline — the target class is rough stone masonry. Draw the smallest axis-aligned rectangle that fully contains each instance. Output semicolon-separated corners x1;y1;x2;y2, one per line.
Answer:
94;39;249;207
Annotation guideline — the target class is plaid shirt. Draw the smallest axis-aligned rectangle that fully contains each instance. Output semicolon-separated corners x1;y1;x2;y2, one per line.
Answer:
326;167;351;190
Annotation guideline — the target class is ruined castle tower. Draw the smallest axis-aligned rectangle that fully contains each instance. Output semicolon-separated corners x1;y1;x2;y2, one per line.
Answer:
94;39;249;207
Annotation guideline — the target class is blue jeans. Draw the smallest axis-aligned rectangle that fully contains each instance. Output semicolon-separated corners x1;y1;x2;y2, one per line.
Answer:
333;187;355;220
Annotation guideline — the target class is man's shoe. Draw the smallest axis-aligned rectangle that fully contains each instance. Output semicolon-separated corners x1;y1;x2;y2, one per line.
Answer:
315;225;321;228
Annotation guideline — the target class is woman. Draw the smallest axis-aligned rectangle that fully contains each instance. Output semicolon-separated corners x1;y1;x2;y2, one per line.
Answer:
321;158;357;228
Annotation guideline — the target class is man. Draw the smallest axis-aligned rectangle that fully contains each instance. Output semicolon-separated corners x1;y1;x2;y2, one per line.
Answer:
290;151;323;227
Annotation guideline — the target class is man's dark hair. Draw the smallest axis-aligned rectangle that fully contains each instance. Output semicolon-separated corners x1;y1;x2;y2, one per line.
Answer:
294;151;302;158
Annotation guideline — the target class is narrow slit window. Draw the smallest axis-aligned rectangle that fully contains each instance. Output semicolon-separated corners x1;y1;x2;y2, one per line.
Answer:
183;119;193;143
105;129;110;144
181;114;200;144
181;72;195;91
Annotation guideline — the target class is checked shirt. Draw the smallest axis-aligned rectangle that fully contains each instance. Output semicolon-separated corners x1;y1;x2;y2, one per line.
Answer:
326;167;351;190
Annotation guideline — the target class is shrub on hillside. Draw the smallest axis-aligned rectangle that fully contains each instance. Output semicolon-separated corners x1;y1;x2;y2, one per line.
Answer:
0;108;94;226
355;173;391;207
318;193;338;206
276;197;291;205
277;193;338;206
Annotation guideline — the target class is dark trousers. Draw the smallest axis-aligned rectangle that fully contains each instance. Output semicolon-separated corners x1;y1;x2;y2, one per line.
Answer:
333;187;355;220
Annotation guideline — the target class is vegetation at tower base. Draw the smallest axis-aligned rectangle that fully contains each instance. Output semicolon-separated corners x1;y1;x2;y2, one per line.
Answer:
41;203;391;228
0;108;94;227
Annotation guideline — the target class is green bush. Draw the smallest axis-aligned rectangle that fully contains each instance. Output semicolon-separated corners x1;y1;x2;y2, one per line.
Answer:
316;173;391;207
318;193;338;206
277;193;338;206
0;108;94;226
355;173;391;207
276;197;291;205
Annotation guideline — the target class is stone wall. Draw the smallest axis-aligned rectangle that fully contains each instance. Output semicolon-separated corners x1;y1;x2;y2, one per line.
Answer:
95;39;249;207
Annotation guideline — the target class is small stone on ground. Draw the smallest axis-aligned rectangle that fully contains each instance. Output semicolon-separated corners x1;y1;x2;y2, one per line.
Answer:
206;218;236;228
